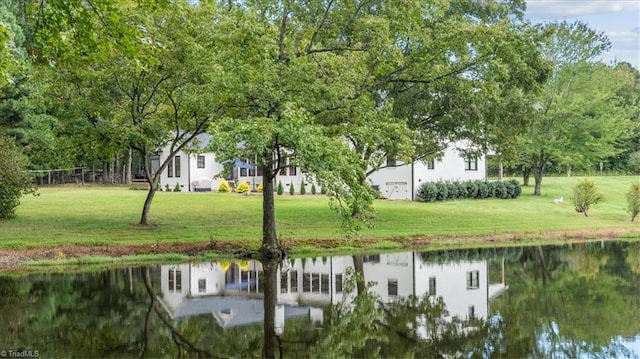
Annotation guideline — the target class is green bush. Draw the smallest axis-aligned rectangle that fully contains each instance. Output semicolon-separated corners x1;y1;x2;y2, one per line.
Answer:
218;180;231;193
626;182;640;221
464;181;478;198
0;137;37;219
300;180;306;195
435;182;448;201
476;181;489;199
494;181;508;199
485;181;497;198
257;183;264;193
571;179;604;217
277;181;284;195
289;181;295;195
236;181;250;194
311;183;317;195
173;183;182;192
417;182;438;202
446;182;459;200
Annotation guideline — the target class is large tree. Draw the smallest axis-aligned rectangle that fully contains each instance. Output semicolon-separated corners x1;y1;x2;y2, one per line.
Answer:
512;21;637;195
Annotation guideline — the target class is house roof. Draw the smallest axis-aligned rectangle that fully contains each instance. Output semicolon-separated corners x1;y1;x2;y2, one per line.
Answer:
171;295;312;328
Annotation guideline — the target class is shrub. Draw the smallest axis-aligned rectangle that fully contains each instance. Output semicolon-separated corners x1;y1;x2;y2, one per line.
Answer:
485;181;497;198
417;182;438;202
320;185;327;194
236;181;250;194
164;183;170;192
571;179;604;217
257;183;264;193
218;180;231;193
0;137;37;219
435;182;448;201
494;181;508;199
289;181;295;195
626;182;640;221
173;183;182;192
446;182;460;200
464;181;478;198
311;183;317;195
277;181;284;195
300;180;306;195
476;181;489;199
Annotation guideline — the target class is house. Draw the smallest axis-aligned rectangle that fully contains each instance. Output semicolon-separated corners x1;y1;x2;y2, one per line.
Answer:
156;135;486;199
156;250;507;333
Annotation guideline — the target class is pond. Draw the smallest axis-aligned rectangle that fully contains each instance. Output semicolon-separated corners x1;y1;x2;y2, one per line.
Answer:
1;241;639;358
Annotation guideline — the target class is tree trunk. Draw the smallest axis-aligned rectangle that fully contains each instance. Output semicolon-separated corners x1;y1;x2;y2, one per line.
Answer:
533;168;544;196
498;158;504;181
352;255;366;296
522;165;530;186
139;185;156;226
260;152;284;259
532;150;546;196
125;148;133;185
262;260;279;359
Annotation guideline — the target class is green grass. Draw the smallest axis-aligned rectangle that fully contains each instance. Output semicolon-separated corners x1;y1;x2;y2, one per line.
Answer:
2;175;640;250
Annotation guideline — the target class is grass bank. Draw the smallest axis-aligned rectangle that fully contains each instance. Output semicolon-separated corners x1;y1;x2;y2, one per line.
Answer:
2;176;639;252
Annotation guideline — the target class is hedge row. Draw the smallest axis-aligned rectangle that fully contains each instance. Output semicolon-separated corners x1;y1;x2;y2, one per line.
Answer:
416;179;521;202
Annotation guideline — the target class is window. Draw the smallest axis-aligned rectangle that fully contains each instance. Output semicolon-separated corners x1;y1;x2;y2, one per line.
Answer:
427;159;435;170
249;167;256;176
279;156;287;175
175;270;182;292
312;273;320;293
321;274;329;294
167;158;174;178
428;277;436;296
335;274;343;293
388;279;398;297
197;155;205;169
174;156;181;177
257;166;264;176
303;273;311;292
289;166;297;176
168;270;175;291
467;271;480;289
464;157;478;171
198;278;206;293
240;167;248;177
363;254;380;263
386;157;397;167
291;271;298;292
468;305;476;319
280;271;288;294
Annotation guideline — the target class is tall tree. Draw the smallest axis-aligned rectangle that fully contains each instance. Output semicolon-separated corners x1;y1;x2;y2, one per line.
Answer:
512;21;637;195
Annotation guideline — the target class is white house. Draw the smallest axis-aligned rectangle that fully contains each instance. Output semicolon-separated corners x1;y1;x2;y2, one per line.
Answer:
155;135;486;198
156;251;506;333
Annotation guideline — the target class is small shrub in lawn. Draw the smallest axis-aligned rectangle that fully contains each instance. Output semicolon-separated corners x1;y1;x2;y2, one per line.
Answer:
510;180;522;198
464;181;478;198
236;181;250;194
173;183;182;192
218;180;231;193
311;183;317;195
435;182;448;201
321;185;327;195
257;183;264;193
626;182;640;221
277;181;284;195
164;183;170;192
289;181;295;195
417;182;438;202
571;179;604;217
300;181;306;195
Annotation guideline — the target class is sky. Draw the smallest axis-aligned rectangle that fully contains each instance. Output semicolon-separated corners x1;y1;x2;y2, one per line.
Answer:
523;0;640;69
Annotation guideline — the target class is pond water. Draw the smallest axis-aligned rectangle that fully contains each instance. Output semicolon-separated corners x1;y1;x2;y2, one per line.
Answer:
1;241;639;358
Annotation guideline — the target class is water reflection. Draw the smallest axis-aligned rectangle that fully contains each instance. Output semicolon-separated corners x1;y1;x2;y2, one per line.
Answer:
0;241;639;358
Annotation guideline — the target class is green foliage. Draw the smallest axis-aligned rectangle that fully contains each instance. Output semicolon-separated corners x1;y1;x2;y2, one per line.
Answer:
277;181;284;196
628;151;640;174
0;137;36;219
236;181;250;194
217;181;230;193
289;181;295;196
257;183;263;193
626;182;640;221
311;183;317;195
417;180;522;202
173;183;181;192
300;180;306;195
571;179;604;217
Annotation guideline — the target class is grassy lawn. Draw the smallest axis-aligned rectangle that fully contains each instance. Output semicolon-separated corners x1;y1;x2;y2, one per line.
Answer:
2;175;640;250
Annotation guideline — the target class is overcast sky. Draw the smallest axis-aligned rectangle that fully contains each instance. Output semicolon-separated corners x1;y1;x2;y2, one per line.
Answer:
524;0;640;69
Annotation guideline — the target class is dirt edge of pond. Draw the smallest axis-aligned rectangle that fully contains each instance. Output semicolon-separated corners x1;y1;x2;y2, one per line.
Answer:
1;227;639;272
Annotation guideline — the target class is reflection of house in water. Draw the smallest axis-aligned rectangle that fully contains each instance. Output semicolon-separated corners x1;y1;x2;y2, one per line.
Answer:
158;252;507;332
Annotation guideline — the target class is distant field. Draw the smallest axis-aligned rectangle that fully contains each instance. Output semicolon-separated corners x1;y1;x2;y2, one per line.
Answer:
2;175;639;250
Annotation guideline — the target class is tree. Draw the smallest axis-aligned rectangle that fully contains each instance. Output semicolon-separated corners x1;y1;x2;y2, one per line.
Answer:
30;0;226;225
512;21;636;195
0;136;36;218
571;179;604;217
626;182;640;221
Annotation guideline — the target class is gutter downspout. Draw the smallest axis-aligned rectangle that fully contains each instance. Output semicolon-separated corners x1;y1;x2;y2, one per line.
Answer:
187;154;191;192
411;161;415;201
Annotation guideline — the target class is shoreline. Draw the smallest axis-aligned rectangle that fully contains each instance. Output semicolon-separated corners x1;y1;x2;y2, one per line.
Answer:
2;227;639;273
